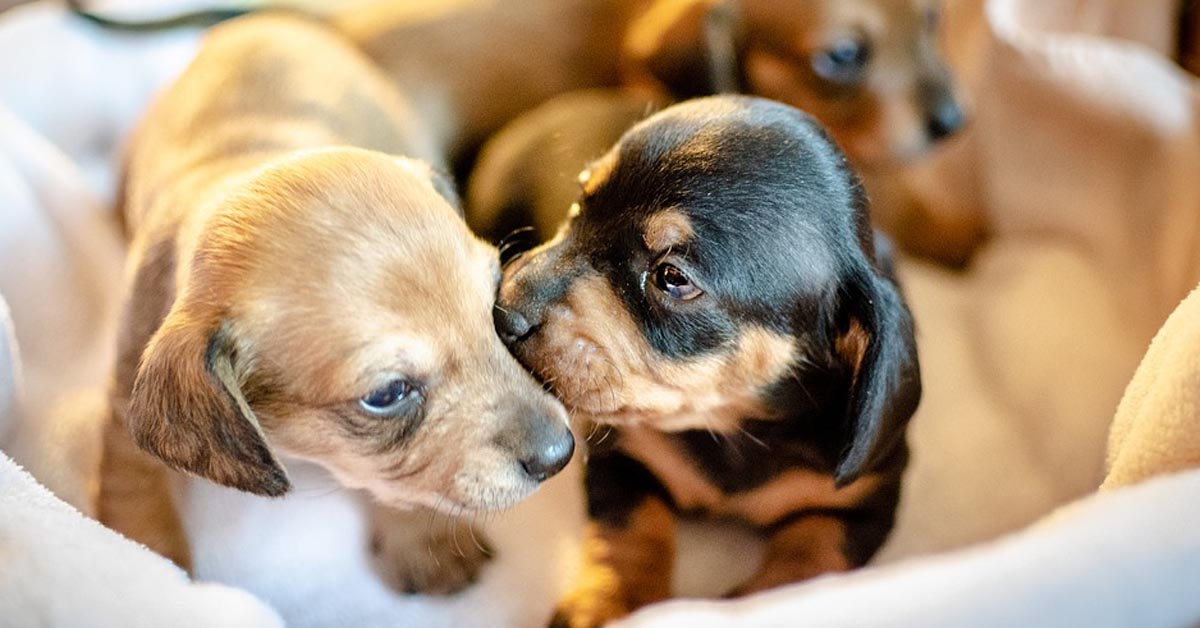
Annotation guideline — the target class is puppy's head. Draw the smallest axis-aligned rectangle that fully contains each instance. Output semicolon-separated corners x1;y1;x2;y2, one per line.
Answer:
496;97;919;483
626;0;964;166
128;148;572;512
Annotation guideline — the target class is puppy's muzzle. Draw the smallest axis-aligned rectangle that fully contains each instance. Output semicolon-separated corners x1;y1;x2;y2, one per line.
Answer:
921;79;966;142
494;400;575;482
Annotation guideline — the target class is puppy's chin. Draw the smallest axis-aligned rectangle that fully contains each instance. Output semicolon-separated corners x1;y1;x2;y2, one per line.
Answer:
365;471;542;515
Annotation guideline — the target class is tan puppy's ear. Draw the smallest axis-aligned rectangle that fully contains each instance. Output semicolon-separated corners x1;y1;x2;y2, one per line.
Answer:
128;307;289;497
623;0;743;98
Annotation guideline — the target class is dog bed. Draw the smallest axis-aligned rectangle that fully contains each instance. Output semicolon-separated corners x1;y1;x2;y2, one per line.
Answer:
1;1;1198;626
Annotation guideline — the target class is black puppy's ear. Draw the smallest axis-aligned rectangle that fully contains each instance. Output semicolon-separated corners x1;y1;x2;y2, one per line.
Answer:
833;253;921;486
128;307;289;496
623;0;743;97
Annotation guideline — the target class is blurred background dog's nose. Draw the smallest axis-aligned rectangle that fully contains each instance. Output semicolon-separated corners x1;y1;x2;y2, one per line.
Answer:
518;425;574;482
494;305;534;344
927;97;965;141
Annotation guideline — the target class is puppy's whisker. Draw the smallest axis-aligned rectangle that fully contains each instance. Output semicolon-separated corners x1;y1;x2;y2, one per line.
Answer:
735;424;769;450
499;225;536;246
592;425;614;447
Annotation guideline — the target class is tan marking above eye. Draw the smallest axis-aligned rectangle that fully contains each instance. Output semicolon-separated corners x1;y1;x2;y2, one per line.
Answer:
642;209;696;253
581;152;618;196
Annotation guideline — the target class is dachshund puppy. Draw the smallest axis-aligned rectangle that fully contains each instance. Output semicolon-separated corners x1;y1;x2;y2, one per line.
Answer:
99;14;573;595
336;0;962;166
493;96;921;627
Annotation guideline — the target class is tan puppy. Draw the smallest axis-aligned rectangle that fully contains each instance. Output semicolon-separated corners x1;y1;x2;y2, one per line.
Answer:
98;13;573;595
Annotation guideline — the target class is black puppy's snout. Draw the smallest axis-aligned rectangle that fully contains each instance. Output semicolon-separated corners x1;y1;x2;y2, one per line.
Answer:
494;306;535;344
926;97;964;141
518;426;574;483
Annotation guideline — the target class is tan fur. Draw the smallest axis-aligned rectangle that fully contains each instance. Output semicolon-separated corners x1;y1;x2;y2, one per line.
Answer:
555;499;677;628
101;14;566;593
642;209;696;253
731;514;852;596
508;271;796;432
335;0;653;161
619;427;883;526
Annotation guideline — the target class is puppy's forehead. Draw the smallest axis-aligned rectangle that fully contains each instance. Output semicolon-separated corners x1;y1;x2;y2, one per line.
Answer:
581;97;862;288
226;151;498;388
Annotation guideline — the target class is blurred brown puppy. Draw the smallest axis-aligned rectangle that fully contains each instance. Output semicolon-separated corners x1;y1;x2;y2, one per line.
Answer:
99;13;573;595
339;0;973;262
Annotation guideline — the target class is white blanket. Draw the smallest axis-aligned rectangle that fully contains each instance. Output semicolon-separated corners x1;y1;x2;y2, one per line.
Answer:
0;452;283;628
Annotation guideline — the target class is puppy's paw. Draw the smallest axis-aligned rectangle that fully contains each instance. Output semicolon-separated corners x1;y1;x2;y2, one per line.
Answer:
368;513;494;595
546;587;629;628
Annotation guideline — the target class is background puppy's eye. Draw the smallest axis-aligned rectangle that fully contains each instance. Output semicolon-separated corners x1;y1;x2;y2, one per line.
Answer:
653;263;703;301
812;38;871;84
925;7;941;30
359;379;416;415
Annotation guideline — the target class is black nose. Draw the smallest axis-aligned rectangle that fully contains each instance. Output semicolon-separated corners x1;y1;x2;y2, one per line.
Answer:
927;98;965;141
518;426;574;482
495;306;534;344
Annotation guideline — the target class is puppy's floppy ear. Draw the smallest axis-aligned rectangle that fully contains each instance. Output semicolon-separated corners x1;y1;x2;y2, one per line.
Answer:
832;247;921;486
127;306;289;496
623;0;743;98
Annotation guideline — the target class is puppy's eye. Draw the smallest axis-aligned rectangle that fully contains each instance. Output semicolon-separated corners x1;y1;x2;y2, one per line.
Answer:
925;8;941;30
812;38;871;84
359;379;416;415
653;263;703;301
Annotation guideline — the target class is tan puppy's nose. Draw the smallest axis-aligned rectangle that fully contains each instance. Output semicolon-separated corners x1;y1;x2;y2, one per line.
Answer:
493;402;575;483
519;425;574;482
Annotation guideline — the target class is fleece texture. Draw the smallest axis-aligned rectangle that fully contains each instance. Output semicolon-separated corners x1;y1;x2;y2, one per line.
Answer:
1104;284;1200;489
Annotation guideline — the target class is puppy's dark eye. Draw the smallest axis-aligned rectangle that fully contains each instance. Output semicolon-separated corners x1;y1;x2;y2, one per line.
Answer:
925;7;941;30
653;264;703;301
359;379;416;415
812;38;871;84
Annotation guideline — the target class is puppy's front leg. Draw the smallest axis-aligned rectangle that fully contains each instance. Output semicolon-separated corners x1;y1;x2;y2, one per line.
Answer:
367;502;494;595
551;453;676;628
729;514;852;596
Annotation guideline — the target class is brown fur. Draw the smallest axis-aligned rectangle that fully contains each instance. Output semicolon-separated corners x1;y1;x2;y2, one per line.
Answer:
731;514;852;596
554;499;677;628
100;14;568;591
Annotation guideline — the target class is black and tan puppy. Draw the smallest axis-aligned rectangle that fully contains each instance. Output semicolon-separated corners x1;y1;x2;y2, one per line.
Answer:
99;14;573;595
492;96;921;627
